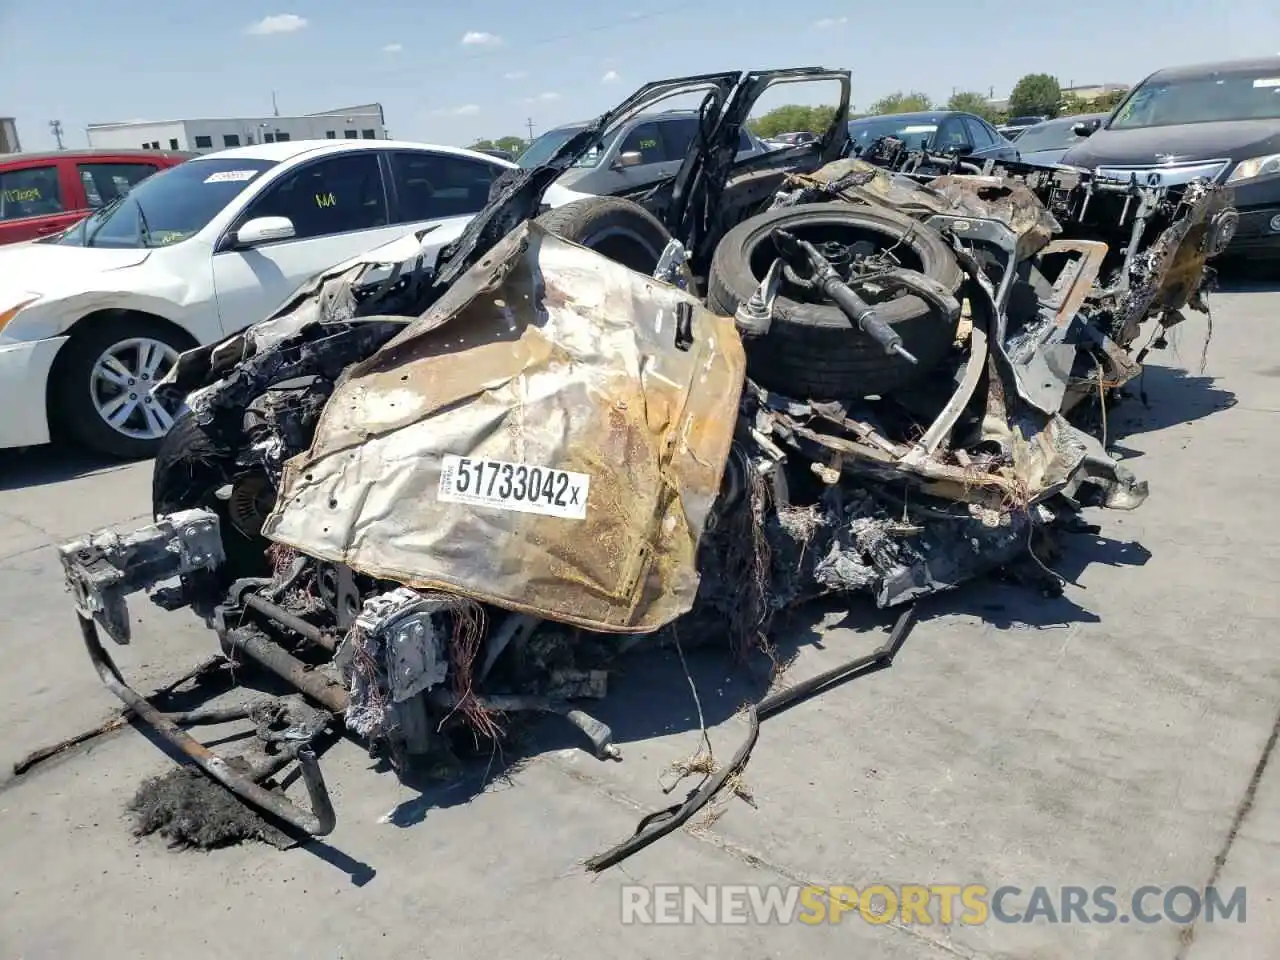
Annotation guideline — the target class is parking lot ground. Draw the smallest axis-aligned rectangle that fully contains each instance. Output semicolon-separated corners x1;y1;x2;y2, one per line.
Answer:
1;281;1277;959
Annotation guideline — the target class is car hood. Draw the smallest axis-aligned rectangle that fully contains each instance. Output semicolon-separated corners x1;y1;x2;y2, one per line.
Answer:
1063;120;1280;170
0;243;152;300
551;167;598;189
1017;147;1070;167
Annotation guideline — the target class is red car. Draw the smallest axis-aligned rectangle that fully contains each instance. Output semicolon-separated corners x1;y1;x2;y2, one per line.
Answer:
0;148;193;246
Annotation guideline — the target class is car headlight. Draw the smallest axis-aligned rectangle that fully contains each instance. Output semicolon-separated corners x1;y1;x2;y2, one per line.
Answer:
1226;154;1280;183
0;294;42;336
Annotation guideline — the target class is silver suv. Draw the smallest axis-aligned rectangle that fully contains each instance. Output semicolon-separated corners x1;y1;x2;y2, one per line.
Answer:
517;110;769;196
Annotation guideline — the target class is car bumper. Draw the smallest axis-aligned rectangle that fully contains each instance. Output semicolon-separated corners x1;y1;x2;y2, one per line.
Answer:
0;336;68;448
1224;205;1280;256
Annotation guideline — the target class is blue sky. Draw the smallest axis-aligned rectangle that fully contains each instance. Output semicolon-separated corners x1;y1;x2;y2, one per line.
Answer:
3;0;1279;152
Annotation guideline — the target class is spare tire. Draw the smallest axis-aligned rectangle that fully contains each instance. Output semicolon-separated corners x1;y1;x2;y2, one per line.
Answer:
535;197;673;275
707;203;962;399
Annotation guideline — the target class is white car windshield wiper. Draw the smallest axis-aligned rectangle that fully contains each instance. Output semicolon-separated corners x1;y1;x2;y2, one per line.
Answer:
85;194;129;248
135;200;154;248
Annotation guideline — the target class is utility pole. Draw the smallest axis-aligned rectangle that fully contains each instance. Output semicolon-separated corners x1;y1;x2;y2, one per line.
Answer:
525;117;535;140
272;91;280;117
49;119;64;150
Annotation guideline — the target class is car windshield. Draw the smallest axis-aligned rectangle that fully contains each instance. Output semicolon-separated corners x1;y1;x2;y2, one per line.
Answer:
56;157;278;248
516;126;586;169
1014;117;1095;152
570;127;628;168
1110;69;1280;129
849;116;938;149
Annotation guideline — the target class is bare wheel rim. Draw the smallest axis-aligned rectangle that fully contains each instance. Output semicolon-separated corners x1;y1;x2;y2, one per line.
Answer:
89;337;181;440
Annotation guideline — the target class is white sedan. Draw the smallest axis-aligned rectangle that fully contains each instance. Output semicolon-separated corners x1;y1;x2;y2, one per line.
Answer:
0;139;580;458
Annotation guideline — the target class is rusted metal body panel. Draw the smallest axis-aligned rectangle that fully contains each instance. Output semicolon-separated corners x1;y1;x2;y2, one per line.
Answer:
262;221;747;633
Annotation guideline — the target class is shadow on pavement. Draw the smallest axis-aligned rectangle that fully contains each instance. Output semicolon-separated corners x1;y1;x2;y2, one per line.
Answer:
1106;363;1237;442
1214;260;1280;295
0;444;135;493
379;523;1149;826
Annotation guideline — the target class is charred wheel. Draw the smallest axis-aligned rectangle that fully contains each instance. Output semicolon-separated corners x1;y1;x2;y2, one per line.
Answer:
707;203;963;399
151;412;274;581
535;197;675;276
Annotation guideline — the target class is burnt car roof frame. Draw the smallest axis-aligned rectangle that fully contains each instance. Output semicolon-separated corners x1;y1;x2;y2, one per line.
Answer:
665;68;852;264
433;67;851;289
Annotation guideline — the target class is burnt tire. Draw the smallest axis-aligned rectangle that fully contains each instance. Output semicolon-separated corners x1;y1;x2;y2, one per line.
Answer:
707;202;963;399
152;412;271;581
535;197;673;274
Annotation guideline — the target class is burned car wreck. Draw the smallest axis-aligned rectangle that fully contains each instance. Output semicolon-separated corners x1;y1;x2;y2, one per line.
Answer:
45;68;1235;859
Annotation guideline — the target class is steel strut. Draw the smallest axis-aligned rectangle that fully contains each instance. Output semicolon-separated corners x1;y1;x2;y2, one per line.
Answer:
79;613;337;837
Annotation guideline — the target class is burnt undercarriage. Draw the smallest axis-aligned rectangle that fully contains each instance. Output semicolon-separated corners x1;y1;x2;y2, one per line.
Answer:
35;69;1238;866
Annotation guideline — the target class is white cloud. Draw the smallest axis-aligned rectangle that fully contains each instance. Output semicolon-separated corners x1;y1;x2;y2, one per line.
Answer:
812;15;848;27
503;70;527;80
461;30;502;46
245;13;307;35
601;70;620;84
383;42;403;53
447;104;481;116
521;92;560;104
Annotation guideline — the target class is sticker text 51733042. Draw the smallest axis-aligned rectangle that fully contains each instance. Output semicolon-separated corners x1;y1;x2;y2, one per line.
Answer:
437;455;590;520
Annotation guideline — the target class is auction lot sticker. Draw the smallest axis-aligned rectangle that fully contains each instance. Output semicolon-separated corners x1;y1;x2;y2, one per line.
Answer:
437;455;589;520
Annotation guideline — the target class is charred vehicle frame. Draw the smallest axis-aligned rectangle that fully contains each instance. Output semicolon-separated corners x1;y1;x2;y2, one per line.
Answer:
42;67;1235;863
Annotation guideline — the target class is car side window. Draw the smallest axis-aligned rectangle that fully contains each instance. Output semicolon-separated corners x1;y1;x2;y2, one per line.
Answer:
388;151;501;222
659;118;700;162
242;152;387;240
965;118;998;148
77;162;159;209
0;165;63;221
935;118;970;149
619;122;665;165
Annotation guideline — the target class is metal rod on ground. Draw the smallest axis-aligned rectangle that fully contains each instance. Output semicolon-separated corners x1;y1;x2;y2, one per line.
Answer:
79;614;337;837
12;654;228;776
583;604;918;872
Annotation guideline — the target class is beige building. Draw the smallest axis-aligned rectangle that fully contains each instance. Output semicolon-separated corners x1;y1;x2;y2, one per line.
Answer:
86;104;387;154
1062;83;1130;102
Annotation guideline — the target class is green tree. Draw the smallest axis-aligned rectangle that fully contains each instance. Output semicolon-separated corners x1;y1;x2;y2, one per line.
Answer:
942;90;998;124
493;135;528;154
1058;95;1089;117
1094;88;1129;111
1008;73;1062;119
747;104;839;139
868;91;933;115
946;91;998;124
468;136;528;155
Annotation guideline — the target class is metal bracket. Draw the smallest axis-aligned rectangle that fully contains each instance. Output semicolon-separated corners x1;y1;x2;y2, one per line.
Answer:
734;258;783;337
59;509;224;644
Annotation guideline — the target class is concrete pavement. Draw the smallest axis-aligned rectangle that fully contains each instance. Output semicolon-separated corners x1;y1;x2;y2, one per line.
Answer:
0;283;1276;959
